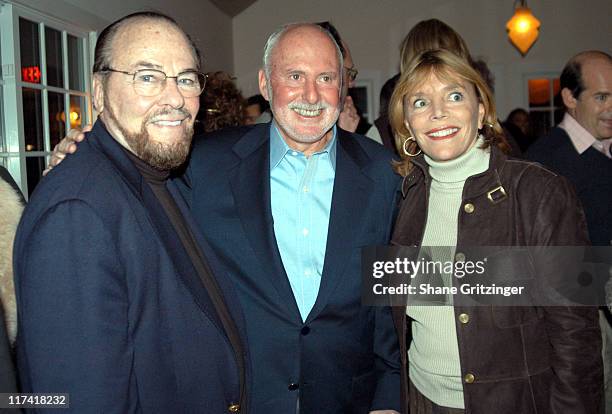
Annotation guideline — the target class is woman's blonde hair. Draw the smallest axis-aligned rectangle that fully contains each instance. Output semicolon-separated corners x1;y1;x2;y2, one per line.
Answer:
390;49;507;176
399;19;472;74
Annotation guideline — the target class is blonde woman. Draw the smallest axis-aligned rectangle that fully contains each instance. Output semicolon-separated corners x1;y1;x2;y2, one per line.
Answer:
388;49;602;414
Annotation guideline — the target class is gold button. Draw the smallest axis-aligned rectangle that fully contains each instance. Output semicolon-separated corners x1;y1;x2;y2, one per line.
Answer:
458;313;470;324
455;252;466;262
464;373;475;383
464;203;475;213
228;403;240;413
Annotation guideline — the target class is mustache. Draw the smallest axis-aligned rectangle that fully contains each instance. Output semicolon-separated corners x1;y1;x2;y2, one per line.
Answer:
147;107;192;122
287;102;330;111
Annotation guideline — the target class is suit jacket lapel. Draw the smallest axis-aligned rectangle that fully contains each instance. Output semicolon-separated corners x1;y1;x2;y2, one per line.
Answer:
88;121;227;335
140;179;228;334
169;181;247;407
306;131;375;322
168;182;248;335
141;182;249;413
229;125;302;320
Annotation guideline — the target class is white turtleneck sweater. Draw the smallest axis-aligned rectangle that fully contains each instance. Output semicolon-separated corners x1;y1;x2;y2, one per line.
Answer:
407;139;490;409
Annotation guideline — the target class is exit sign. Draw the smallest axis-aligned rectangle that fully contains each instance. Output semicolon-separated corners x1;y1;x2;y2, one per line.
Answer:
22;66;41;83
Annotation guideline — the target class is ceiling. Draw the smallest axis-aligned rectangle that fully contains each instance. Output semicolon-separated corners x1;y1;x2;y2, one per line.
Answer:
209;0;258;17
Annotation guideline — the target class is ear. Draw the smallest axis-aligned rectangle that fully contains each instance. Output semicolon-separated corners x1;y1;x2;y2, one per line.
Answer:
258;69;270;102
92;74;105;113
561;88;577;110
403;120;414;137
477;102;485;129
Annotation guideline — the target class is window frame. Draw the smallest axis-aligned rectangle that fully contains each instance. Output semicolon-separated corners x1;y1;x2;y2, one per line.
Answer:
0;1;94;197
523;71;563;137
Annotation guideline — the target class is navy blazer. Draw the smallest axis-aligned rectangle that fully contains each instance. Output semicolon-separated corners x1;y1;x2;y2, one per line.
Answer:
179;123;401;413
14;121;248;413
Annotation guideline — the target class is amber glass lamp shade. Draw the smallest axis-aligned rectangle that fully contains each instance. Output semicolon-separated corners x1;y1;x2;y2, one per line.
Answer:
506;6;541;55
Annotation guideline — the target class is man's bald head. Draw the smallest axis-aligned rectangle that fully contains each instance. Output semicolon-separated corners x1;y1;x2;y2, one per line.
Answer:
93;11;201;75
561;50;612;100
91;12;202;170
262;23;343;81
257;23;344;154
560;50;612;140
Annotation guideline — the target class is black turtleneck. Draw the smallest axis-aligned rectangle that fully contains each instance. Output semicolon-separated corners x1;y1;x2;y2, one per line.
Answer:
124;149;246;408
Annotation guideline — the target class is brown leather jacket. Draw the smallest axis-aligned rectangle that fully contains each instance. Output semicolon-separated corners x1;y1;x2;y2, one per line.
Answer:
391;147;603;414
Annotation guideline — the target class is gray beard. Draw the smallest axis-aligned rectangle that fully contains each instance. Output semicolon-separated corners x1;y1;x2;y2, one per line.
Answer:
104;99;193;171
266;82;341;144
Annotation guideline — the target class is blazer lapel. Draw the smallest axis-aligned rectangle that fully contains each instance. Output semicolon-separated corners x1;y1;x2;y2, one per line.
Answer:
88;121;227;335
140;181;227;334
306;132;375;322
229;125;301;320
168;182;248;333
169;181;247;408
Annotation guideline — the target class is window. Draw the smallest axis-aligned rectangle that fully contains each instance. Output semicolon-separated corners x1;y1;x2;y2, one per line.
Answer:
0;3;92;198
526;74;563;139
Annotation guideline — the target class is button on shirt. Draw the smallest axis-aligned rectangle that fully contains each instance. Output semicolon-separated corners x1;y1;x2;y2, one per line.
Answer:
270;122;337;321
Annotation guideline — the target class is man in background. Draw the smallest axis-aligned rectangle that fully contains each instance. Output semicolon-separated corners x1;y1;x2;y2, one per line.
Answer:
244;93;271;125
526;50;612;413
317;21;370;134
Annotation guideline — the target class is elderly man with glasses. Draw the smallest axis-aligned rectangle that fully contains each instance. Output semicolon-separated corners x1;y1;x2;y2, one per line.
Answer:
13;12;248;413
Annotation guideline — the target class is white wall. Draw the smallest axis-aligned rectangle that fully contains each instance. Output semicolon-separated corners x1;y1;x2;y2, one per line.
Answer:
13;0;234;72
232;0;612;119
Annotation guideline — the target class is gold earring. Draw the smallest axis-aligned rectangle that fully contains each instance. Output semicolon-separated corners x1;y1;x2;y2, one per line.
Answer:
403;137;422;157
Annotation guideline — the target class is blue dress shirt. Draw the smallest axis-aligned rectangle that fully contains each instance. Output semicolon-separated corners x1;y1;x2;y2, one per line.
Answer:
269;122;337;321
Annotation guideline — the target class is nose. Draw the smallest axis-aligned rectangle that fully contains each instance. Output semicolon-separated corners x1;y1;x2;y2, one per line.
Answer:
303;78;320;104
430;98;448;120
158;77;185;109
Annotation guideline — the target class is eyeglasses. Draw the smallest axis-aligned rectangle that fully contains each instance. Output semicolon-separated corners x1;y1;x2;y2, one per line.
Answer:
99;68;207;97
344;66;358;82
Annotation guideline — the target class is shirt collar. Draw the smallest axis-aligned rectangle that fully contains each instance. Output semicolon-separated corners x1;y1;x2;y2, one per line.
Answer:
559;112;611;156
269;121;337;170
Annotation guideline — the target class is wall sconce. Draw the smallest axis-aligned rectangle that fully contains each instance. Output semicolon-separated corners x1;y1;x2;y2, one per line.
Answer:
506;0;541;55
